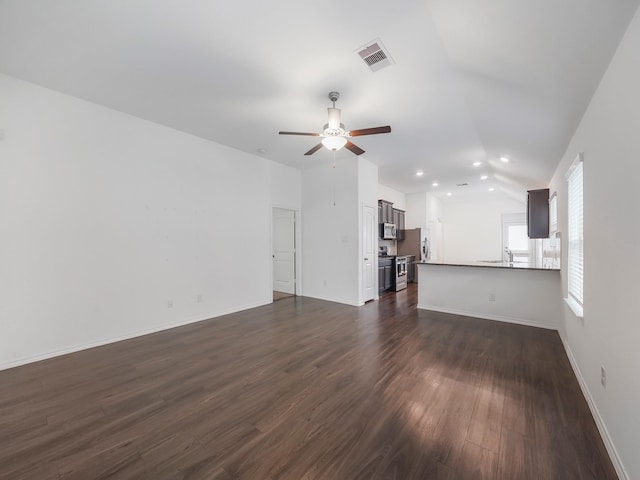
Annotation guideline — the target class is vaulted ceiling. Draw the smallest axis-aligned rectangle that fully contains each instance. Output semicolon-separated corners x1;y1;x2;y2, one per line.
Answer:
1;0;638;202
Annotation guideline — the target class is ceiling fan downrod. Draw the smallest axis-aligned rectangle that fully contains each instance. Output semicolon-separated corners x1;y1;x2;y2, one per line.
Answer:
328;91;340;107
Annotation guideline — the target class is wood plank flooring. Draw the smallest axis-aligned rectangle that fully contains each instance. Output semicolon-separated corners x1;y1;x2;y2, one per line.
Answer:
273;291;295;302
0;285;617;479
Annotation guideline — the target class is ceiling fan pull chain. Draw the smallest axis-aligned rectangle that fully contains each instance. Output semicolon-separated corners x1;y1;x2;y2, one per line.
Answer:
332;150;337;206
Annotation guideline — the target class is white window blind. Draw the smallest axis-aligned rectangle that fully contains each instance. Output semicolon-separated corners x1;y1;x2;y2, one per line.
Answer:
567;158;584;306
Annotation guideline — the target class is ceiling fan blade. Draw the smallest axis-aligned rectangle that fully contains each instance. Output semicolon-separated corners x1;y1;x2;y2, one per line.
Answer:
344;141;365;156
304;143;324;156
348;126;392;137
279;131;320;136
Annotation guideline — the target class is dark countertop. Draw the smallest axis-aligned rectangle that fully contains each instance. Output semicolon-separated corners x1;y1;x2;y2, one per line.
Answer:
416;260;560;271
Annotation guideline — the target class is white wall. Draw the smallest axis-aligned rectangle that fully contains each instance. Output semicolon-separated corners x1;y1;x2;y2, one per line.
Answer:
301;156;378;306
301;158;360;305
406;192;443;228
359;158;379;303
441;196;525;262
270;161;301;211
406;192;427;229
547;8;640;479
0;73;302;369
378;184;406;210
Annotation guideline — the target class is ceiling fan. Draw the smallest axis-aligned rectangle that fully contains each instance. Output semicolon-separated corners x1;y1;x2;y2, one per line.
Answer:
279;91;391;156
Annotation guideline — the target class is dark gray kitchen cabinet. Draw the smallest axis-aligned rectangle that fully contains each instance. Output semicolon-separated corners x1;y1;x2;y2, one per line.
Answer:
528;188;550;238
384;265;393;290
393;208;405;240
378;257;394;295
406;255;415;283
378;267;384;294
378;199;393;224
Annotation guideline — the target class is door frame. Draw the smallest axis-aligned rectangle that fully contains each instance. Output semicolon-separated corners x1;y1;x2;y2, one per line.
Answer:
361;203;377;304
271;205;302;298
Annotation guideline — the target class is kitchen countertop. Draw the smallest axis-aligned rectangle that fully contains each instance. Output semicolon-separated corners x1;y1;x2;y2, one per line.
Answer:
416;260;560;271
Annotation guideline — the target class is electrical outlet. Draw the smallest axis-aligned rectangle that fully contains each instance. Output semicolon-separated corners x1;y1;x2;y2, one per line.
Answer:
197;294;203;303
601;366;606;388
489;293;496;302
167;300;173;309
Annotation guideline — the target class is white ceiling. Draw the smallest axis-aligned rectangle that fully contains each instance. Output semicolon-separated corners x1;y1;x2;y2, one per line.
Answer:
1;0;638;202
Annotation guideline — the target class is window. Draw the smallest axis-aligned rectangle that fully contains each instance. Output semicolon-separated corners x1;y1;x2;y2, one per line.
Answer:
502;213;531;262
566;154;584;316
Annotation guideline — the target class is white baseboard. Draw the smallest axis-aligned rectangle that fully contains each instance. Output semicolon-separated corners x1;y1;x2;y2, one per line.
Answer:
302;293;361;307
559;334;628;480
417;303;556;330
0;299;270;372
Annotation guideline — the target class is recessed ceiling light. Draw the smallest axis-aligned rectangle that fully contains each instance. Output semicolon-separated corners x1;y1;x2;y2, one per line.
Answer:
473;161;482;167
447;192;452;196
480;175;488;180
500;156;510;163
488;187;495;192
416;171;424;177
432;182;439;187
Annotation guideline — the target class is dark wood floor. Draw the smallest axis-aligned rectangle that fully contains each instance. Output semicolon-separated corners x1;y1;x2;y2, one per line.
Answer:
0;285;616;479
273;291;295;302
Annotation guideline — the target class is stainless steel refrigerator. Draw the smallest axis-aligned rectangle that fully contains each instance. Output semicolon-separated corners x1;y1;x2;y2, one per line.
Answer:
397;228;430;283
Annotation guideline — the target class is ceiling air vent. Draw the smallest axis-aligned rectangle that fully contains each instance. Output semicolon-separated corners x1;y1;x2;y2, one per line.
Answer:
456;183;469;187
356;39;394;72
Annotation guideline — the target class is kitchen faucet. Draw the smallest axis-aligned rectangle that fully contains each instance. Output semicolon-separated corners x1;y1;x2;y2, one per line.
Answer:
505;247;514;263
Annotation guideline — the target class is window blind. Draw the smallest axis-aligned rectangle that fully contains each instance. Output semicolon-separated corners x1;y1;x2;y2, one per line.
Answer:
567;160;584;306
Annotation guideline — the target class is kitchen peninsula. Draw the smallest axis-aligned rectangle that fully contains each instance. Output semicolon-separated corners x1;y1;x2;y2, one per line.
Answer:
416;260;561;330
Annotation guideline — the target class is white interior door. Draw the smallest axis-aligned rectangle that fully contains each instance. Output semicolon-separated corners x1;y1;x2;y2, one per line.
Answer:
363;205;375;302
273;208;295;294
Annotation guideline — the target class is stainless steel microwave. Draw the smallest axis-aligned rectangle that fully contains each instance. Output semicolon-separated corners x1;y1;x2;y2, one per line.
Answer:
381;223;396;239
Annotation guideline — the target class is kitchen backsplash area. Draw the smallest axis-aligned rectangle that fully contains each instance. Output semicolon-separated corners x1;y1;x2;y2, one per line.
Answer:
378;239;397;255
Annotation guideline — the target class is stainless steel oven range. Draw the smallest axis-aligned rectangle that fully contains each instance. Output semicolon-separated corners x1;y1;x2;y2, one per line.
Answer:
395;255;408;291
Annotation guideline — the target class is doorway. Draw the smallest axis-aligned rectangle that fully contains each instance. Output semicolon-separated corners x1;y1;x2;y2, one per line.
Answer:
272;207;296;301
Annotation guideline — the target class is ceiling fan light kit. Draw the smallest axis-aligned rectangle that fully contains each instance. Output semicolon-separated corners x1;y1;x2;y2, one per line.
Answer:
322;136;348;151
279;91;391;156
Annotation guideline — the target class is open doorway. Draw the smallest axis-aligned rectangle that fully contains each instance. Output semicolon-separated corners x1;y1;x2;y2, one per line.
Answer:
272;207;296;301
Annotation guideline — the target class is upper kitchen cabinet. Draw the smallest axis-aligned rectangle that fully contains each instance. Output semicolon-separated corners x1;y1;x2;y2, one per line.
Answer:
378;199;394;224
527;188;550;238
393;208;405;241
